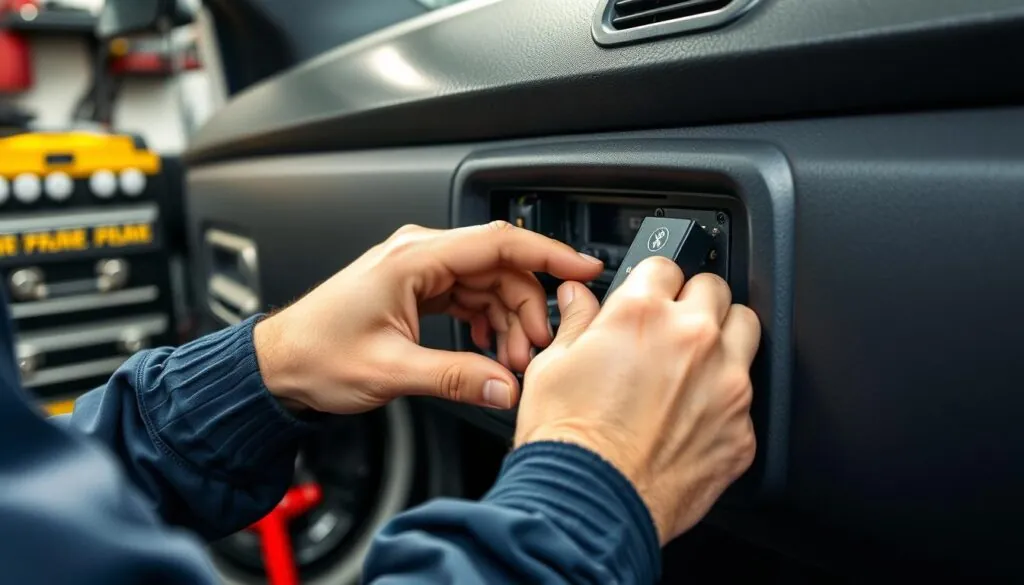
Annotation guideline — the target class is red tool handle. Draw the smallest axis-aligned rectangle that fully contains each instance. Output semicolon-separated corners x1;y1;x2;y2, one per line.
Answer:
0;1;35;94
248;483;323;585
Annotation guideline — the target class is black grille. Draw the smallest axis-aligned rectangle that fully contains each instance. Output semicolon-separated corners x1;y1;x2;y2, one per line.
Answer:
611;0;733;29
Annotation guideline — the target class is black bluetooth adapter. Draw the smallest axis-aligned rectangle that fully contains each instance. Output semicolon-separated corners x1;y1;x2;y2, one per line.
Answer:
601;217;716;305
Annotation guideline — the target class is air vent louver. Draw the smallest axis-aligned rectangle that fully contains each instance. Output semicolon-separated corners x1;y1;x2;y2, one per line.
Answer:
593;0;758;46
611;0;732;30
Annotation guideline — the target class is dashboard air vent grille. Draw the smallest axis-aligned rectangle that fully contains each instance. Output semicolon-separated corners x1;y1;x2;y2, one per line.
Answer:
593;0;758;46
611;0;732;30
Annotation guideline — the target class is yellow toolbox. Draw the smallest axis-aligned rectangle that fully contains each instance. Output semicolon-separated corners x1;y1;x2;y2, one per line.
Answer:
0;130;179;412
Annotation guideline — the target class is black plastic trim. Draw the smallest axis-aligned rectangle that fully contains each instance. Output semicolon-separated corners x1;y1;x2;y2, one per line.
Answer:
184;147;470;340
186;0;1024;165
1;8;96;36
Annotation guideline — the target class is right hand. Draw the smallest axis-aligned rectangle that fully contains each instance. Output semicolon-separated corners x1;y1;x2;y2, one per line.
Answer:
515;257;761;544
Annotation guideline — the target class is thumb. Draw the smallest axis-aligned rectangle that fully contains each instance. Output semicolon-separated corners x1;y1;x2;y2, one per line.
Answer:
550;281;600;349
399;345;521;409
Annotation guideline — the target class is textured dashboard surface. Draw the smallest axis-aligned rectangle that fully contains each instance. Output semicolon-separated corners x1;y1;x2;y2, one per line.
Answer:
184;0;1024;577
187;0;1024;164
187;108;1024;578
185;146;469;347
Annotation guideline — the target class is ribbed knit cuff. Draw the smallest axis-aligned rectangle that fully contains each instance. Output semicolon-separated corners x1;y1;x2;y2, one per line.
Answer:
137;315;310;479
485;441;662;585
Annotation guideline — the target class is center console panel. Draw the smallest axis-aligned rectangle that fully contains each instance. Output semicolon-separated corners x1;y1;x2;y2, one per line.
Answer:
184;109;1024;576
451;140;795;498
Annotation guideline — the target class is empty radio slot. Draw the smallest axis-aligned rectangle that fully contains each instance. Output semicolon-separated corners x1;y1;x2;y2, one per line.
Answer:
500;192;733;330
452;141;792;499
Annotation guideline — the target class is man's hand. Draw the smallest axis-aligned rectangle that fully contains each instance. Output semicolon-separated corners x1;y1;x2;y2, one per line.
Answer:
253;222;604;414
515;257;761;544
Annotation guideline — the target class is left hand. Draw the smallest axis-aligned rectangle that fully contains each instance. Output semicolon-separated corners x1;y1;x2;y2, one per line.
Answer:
253;222;604;414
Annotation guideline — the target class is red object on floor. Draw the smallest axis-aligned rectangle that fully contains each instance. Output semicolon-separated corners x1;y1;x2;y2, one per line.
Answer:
110;53;203;76
110;53;167;75
247;483;323;585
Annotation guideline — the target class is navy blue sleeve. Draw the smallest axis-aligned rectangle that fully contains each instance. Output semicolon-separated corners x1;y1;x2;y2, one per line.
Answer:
0;289;659;585
57;315;309;540
0;302;309;584
363;441;662;585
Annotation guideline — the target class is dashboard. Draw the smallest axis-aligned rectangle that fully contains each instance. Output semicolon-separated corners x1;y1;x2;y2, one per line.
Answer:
185;0;1024;580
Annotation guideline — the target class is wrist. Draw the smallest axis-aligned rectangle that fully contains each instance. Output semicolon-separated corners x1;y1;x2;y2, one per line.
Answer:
490;441;663;583
253;312;312;412
516;421;669;543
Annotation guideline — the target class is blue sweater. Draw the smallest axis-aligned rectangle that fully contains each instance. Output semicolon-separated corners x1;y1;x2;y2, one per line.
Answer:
0;304;660;583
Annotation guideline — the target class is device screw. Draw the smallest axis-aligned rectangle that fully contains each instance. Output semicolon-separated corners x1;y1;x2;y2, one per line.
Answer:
709;250;718;261
716;212;727;225
710;227;721;238
654;208;665;217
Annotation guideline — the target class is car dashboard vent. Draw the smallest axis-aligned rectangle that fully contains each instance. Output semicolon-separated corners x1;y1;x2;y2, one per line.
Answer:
612;0;730;29
593;0;759;46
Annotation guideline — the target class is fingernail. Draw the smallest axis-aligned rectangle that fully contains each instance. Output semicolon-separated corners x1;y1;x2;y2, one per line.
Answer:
547;320;555;339
483;380;512;409
557;283;576;310
579;252;603;264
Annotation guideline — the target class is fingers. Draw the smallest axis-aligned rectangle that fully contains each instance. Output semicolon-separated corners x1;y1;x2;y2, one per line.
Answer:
449;287;527;370
506;313;532;372
400;345;520;409
469;313;491;350
450;288;511;334
721;304;761;365
676;273;732;325
610;256;685;303
433;222;605;282
456;270;552;348
548;282;600;349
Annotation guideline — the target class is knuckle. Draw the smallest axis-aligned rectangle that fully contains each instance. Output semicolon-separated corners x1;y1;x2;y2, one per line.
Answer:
392;223;423;237
737;431;757;470
435;363;465;402
641;255;679;272
693;271;729;291
733;304;761;333
387;232;425;256
678;313;721;347
487;219;515;234
745;429;758;455
722;367;754;402
613;295;665;324
738;385;754;412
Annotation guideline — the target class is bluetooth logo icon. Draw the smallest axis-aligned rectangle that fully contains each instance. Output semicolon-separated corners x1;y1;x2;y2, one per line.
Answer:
647;227;670;252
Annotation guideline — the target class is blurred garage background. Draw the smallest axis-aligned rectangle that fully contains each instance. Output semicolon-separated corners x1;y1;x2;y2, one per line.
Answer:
0;2;502;584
